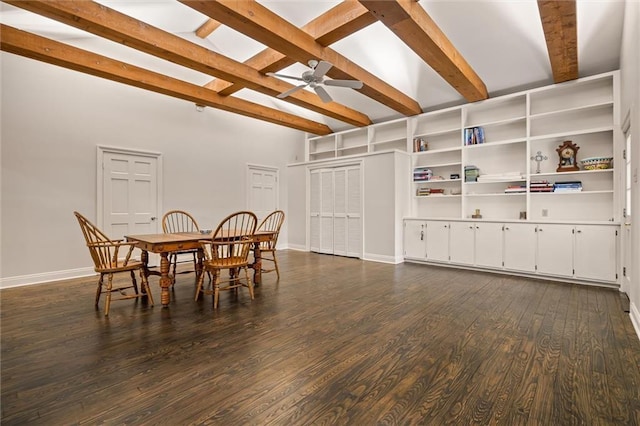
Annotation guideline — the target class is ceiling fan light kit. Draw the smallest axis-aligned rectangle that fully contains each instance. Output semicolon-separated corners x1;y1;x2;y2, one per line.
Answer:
268;60;363;103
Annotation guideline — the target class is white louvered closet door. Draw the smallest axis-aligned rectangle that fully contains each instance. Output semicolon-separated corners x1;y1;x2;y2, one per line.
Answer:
345;166;362;258
309;165;362;258
310;170;321;252
319;169;335;254
333;169;347;256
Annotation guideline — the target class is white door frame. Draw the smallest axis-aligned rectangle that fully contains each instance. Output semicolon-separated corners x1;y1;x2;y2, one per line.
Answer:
96;145;163;231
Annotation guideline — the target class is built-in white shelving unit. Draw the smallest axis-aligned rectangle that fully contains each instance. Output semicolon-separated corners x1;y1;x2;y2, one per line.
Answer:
305;71;621;286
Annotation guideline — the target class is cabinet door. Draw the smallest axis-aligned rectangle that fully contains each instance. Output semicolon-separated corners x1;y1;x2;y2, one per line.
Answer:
503;223;537;272
474;222;503;269
574;225;618;282
426;221;450;262
404;220;426;260
333;169;347;256
536;224;574;277
449;222;475;265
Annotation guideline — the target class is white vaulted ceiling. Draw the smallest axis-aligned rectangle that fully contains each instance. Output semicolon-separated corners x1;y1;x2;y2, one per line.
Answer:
0;0;626;134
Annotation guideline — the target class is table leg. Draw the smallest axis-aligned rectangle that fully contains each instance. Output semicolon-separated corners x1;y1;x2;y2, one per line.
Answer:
253;242;262;286
159;252;172;307
140;250;149;294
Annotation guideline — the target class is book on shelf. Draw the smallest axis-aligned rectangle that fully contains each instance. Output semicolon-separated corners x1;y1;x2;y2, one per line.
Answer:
554;181;583;192
530;180;554;192
413;167;432;181
476;172;525;182
464;127;485;145
413;137;428;152
504;185;526;193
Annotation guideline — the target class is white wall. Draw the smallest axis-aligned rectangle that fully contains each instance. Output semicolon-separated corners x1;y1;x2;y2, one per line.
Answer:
620;0;640;337
0;52;305;287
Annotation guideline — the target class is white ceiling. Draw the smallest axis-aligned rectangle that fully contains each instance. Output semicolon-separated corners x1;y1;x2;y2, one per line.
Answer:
0;0;626;133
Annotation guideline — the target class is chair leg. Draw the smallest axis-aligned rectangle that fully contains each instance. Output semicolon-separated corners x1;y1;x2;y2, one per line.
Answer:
245;267;254;300
130;270;139;294
194;267;206;301
171;254;177;284
140;268;154;306
95;273;104;307
104;273;114;316
273;252;280;279
213;272;220;309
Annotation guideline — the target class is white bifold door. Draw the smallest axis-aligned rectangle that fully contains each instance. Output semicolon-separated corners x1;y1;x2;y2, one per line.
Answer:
310;165;362;258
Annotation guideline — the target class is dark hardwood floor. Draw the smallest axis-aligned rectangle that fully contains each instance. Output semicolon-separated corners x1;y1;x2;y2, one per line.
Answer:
2;251;639;425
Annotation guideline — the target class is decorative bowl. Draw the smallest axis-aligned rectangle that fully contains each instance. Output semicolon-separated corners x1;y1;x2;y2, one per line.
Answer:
199;229;212;234
580;156;613;170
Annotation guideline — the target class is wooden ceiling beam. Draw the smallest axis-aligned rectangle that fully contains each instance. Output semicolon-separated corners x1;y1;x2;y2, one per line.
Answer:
181;0;422;117
5;0;370;128
537;0;578;83
0;24;332;135
195;18;221;39
209;0;377;96
358;0;488;103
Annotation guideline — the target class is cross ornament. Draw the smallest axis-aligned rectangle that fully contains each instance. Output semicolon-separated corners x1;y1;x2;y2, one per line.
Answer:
530;151;548;174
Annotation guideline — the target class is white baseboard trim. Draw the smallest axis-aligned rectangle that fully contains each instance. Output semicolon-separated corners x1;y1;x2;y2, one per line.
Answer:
363;253;403;264
0;267;96;289
286;244;307;251
630;302;640;342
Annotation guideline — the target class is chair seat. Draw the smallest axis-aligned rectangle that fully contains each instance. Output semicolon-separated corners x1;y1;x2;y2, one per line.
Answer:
204;256;249;269
95;259;145;274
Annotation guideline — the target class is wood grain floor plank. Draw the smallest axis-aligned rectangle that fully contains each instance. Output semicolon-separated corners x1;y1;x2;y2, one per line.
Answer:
1;251;639;425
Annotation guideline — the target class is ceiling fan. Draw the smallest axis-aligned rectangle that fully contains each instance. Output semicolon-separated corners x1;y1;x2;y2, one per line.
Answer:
267;60;363;103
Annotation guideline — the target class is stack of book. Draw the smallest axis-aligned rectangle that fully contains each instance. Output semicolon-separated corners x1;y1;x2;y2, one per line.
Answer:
429;188;445;196
530;180;554;193
413;167;432;182
554;181;583;193
465;165;480;182
504;184;526;194
416;187;431;197
477;172;525;182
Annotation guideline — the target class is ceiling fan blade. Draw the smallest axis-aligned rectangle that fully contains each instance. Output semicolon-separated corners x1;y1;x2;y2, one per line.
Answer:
277;84;308;99
324;79;364;89
312;60;333;78
314;85;333;103
266;72;305;82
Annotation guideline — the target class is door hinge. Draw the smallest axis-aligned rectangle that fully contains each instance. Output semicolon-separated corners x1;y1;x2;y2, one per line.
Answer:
616;230;618;236
623;266;626;277
623;149;627;160
573;269;575;275
616;273;618;279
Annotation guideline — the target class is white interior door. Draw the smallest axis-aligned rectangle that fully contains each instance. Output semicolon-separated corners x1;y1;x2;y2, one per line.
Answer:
247;165;278;222
100;148;160;239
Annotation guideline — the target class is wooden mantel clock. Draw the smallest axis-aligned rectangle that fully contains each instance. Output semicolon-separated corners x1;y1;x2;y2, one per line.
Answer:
556;140;580;172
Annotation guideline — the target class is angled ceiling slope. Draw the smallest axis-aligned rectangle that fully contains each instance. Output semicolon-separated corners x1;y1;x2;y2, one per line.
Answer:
0;0;618;136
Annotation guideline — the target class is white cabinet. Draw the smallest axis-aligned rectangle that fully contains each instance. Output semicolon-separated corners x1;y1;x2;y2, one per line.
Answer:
574;225;618;282
449;222;475;265
474;222;504;269
536;224;574;277
403;220;449;262
503;223;537;273
404;220;426;260
426;221;450;262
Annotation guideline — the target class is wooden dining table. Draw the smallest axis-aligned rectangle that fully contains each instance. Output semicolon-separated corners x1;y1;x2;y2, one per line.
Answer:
125;230;275;307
